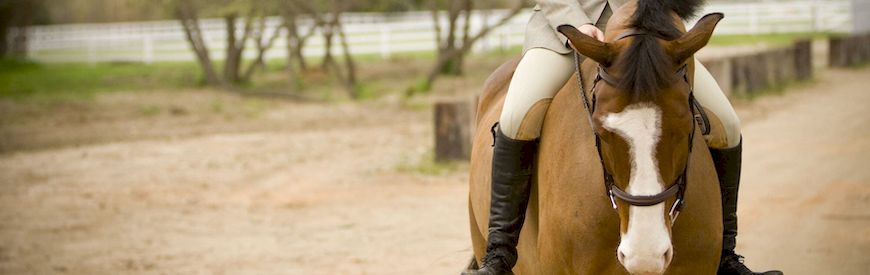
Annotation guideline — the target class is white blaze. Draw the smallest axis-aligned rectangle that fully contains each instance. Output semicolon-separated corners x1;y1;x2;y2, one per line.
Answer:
602;103;672;274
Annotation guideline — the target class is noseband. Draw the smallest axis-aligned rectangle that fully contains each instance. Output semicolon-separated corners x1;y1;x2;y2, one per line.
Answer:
571;29;710;222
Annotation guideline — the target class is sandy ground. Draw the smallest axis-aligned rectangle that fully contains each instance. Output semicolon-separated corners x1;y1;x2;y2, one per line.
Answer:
1;64;869;275
731;66;870;275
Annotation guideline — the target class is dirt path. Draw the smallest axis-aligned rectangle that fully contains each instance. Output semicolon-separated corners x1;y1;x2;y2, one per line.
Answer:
1;66;869;275
731;67;870;275
0;99;474;274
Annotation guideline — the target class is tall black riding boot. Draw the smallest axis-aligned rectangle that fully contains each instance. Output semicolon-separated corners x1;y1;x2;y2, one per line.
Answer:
462;125;537;275
711;139;783;275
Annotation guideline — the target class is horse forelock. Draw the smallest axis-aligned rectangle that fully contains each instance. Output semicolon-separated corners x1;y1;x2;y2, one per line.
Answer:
616;35;675;102
631;0;705;39
616;0;705;102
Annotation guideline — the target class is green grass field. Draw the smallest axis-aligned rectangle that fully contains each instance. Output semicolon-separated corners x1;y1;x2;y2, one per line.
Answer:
708;32;835;46
0;59;202;101
0;32;835;103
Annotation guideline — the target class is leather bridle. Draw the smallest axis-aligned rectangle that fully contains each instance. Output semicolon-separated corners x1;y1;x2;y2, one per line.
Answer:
571;29;709;222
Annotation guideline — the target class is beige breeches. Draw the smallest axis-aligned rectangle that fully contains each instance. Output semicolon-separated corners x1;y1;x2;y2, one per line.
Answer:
499;48;742;149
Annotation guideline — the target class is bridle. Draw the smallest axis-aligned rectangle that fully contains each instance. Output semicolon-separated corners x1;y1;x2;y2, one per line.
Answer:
571;29;710;222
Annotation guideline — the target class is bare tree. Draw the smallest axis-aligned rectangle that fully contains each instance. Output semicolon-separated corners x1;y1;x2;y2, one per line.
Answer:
242;14;284;81
295;0;361;99
280;2;317;72
420;0;525;92
173;0;284;86
335;12;357;92
222;9;255;83
0;0;44;58
175;0;223;85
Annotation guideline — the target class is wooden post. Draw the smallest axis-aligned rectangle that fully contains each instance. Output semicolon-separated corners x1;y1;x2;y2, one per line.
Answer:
745;52;770;94
786;47;795;82
829;36;847;67
793;39;813;80
729;55;749;96
846;36;859;66
766;49;784;88
774;47;796;86
865;33;870;63
860;34;870;64
702;58;732;97
856;33;870;65
435;100;473;162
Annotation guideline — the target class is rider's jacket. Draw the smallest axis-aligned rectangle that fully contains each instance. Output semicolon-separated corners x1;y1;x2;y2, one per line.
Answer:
526;0;628;54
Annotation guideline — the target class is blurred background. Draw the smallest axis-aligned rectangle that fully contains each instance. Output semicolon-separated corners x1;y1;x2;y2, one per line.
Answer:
0;0;868;274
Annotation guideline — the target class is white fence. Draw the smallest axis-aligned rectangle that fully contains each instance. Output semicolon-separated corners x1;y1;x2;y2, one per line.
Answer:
15;0;853;63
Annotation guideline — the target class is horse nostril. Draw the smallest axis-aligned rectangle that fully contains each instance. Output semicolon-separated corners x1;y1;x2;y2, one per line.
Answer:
618;251;626;263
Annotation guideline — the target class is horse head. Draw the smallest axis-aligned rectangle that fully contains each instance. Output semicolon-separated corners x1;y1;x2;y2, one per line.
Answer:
558;2;723;274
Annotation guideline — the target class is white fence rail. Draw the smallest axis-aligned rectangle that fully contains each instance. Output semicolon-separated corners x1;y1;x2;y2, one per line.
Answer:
14;0;852;63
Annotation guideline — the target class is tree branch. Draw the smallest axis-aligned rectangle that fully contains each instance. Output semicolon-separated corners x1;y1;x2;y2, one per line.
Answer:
429;1;443;49
243;15;284;81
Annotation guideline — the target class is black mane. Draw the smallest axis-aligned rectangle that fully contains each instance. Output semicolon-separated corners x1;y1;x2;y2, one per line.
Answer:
617;0;705;100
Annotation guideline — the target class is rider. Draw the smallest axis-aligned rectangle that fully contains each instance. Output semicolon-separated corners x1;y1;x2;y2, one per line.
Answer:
463;1;784;275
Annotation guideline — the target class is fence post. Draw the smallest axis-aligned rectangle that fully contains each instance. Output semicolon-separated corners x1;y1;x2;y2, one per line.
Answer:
812;0;821;32
729;56;749;96
435;100;473;162
829;36;847;67
379;25;391;60
143;35;154;64
749;8;759;34
87;39;97;64
793;39;813;80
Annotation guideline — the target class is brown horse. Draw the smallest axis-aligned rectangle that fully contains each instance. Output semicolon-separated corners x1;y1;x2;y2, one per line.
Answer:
468;2;725;274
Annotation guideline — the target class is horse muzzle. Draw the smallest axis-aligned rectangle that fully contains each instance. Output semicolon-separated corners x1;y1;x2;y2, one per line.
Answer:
617;235;673;275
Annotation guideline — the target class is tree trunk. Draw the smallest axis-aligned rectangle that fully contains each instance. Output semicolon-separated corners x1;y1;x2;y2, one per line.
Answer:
284;1;319;71
283;9;302;72
0;24;7;57
433;0;463;76
242;16;283;81
224;14;240;82
320;20;335;71
0;3;10;57
176;0;222;86
223;9;256;84
451;0;474;76
290;0;360;98
2;0;37;58
419;0;524;94
281;6;303;90
10;26;29;57
335;15;358;98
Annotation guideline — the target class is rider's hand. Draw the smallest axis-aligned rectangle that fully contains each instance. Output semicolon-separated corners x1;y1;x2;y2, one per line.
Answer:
577;24;605;42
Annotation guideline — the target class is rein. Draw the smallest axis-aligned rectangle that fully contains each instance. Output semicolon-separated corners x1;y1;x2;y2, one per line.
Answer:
571;29;708;222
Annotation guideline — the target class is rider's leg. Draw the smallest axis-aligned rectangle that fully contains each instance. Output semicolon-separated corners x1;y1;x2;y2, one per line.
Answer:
499;48;576;140
693;59;742;149
466;48;574;275
465;4;613;273
693;59;783;275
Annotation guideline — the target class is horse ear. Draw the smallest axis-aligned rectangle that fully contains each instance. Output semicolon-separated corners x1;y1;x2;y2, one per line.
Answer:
557;25;613;65
669;13;724;62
